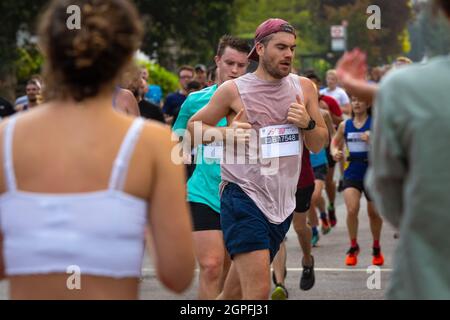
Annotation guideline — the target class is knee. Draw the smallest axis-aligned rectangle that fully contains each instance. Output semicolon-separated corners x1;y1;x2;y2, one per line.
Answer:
293;218;308;234
346;207;359;218
311;193;321;205
199;257;223;280
368;209;381;221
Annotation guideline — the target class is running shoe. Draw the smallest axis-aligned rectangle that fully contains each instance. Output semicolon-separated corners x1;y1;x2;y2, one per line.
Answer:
320;218;331;235
328;205;337;227
311;233;320;247
372;247;385;266
300;256;315;291
271;284;288;300
345;245;360;266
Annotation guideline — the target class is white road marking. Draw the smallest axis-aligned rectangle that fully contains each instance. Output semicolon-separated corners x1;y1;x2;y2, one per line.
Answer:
141;267;392;274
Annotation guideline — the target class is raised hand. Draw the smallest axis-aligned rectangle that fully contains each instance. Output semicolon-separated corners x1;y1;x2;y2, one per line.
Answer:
287;95;311;129
336;48;368;83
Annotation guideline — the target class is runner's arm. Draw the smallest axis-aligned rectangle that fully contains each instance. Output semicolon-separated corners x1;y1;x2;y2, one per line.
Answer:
300;77;329;153
320;109;336;148
0;233;4;280
146;124;195;293
330;121;345;158
187;81;238;146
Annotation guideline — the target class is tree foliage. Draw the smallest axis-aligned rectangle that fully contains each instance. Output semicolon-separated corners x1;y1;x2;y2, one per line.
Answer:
134;0;236;69
322;0;412;65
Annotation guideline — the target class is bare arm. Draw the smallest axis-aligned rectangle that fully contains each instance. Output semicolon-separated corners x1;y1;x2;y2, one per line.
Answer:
0;233;4;281
300;77;329;153
341;79;377;106
331;121;346;161
187;81;246;145
320;109;336;148
116;89;140;117
337;49;377;105
146;124;195;293
330;113;344;127
0;121;7;281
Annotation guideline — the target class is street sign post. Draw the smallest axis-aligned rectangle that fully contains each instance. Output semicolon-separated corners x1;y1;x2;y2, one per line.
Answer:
331;25;347;52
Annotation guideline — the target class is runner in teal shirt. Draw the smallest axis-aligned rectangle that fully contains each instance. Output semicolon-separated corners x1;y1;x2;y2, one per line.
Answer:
173;84;227;214
172;35;250;300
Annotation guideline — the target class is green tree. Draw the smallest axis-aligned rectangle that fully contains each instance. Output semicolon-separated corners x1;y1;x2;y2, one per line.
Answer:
135;0;237;70
232;0;326;71
0;0;47;99
322;0;412;65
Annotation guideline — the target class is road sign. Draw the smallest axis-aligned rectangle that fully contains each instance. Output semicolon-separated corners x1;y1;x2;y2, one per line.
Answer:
331;25;347;51
331;25;345;39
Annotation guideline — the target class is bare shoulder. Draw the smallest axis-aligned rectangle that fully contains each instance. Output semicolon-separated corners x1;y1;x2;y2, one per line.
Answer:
140;120;175;151
216;80;240;100
117;88;135;100
298;76;315;91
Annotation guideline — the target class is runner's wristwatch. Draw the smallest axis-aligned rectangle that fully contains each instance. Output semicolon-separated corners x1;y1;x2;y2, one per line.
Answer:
302;119;316;131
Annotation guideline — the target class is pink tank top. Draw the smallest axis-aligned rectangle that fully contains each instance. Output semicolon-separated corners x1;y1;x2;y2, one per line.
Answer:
221;73;304;224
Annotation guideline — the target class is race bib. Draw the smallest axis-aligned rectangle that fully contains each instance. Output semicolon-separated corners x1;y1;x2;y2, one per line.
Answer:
260;124;300;159
203;141;223;160
347;132;369;153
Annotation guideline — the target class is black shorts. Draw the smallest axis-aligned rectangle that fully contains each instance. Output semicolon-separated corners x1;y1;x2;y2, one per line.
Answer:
313;164;328;181
326;146;336;168
189;202;221;231
343;179;372;201
295;184;315;213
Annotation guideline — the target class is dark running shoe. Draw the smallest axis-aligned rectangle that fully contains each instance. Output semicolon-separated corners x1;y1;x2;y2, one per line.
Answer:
300;256;315;291
328;205;337;227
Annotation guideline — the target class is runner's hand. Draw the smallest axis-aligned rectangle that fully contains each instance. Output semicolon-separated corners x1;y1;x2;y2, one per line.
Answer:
336;48;367;84
332;150;344;162
231;109;252;143
287;95;311;129
361;131;370;142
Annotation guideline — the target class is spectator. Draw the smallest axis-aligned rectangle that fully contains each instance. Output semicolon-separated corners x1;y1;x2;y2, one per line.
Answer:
162;65;194;125
15;79;41;112
194;64;208;89
320;69;351;116
141;67;163;106
172;81;203;127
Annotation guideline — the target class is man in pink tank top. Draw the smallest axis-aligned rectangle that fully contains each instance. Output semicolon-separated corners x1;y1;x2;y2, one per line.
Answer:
188;18;328;300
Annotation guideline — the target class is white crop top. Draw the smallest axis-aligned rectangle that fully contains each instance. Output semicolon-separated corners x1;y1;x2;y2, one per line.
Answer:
0;116;148;278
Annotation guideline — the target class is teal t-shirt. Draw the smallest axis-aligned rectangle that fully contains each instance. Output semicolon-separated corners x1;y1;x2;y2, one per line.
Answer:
173;85;227;213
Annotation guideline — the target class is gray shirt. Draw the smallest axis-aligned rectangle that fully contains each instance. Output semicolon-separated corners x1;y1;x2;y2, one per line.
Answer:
366;55;450;299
